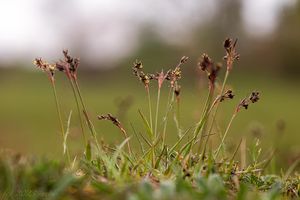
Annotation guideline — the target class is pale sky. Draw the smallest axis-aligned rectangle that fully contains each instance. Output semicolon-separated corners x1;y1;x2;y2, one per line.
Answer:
0;0;295;67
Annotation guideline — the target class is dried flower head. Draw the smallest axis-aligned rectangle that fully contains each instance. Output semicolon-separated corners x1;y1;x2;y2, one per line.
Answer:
223;38;240;70
236;91;260;112
56;50;80;79
250;91;260;103
165;57;188;88
198;54;212;71
98;113;126;135
133;59;143;69
132;60;155;88
220;89;234;102
98;113;121;127
208;63;221;87
198;54;221;87
34;58;56;81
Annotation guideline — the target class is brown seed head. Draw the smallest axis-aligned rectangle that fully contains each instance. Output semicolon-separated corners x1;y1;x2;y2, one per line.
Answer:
198;54;212;71
55;61;66;72
98;113;125;133
34;58;56;79
58;50;80;79
236;91;260;112
166;67;182;88
133;60;143;70
223;38;240;70
208;62;221;87
249;91;260;103
63;49;73;64
98;113;120;126
220;89;234;102
132;60;153;87
224;38;233;52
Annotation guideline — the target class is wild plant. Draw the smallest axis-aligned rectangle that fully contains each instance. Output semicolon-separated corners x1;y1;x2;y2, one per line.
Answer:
27;38;300;199
34;58;71;163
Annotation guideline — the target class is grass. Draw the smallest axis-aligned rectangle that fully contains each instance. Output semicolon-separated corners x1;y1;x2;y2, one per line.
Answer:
0;39;299;199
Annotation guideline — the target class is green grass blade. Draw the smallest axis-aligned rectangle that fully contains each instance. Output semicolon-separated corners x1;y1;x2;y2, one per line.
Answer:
63;110;72;156
138;109;153;138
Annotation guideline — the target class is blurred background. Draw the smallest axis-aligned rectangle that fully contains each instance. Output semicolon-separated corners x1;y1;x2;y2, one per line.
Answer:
0;0;299;169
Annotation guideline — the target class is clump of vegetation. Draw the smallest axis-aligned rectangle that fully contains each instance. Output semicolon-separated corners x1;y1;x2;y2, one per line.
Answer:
0;38;299;200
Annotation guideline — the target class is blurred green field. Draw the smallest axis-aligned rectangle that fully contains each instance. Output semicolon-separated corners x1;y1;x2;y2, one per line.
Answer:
0;68;299;168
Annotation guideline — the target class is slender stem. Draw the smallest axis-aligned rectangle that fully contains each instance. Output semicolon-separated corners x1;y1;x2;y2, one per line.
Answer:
175;97;181;139
162;87;174;146
68;78;87;147
154;86;161;138
174;82;181;139
73;78;101;152
193;85;214;153
146;86;153;134
145;86;156;167
202;69;230;156
192;85;214;140
51;80;71;164
83;110;101;153
214;111;237;158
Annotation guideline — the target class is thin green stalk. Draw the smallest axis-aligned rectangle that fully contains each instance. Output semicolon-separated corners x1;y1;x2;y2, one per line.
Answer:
202;69;230;156
192;86;214;141
193;85;215;154
162;87;174;146
73;79;101;152
214;111;237;158
146;86;153;134
83;110;101;153
154;86;161;138
174;83;181;139
68;78;87;147
144;85;155;167
51;81;71;164
175;97;181;138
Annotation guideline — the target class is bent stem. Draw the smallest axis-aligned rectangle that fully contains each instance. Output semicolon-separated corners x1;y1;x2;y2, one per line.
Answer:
214;111;237;159
119;128;133;156
51;80;71;164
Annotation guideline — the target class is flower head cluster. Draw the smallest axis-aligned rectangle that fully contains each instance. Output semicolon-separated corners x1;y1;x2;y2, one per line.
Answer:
220;89;234;102
198;54;221;87
236;91;260;112
132;60;155;88
223;38;240;70
33;58;56;82
165;56;188;88
56;50;80;80
98;113;125;132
